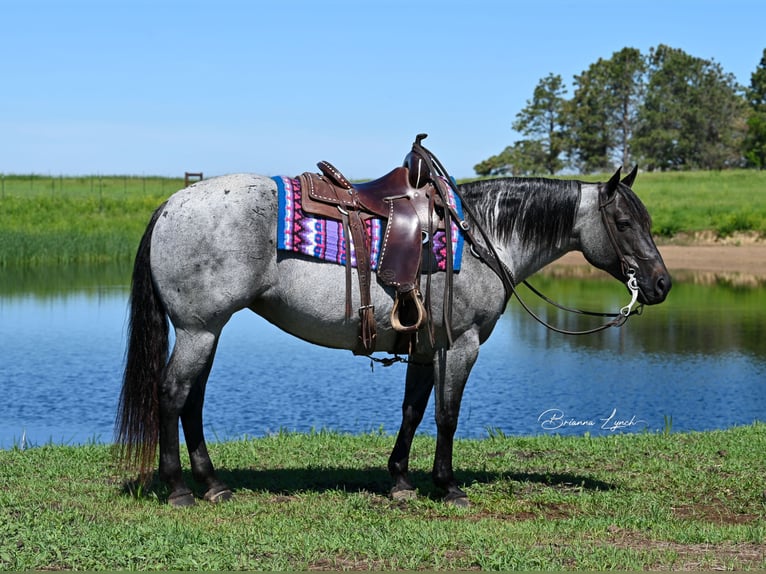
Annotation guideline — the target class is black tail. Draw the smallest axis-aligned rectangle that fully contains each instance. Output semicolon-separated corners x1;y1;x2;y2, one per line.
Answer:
115;202;169;480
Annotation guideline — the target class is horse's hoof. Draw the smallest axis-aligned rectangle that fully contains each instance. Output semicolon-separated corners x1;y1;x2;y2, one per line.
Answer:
168;491;196;507
204;488;233;503
444;493;471;508
390;487;417;501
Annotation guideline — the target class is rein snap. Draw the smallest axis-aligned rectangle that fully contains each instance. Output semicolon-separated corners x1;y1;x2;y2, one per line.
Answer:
620;268;640;317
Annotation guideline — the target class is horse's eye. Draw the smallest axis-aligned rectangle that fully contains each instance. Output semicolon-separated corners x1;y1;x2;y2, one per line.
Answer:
616;220;631;232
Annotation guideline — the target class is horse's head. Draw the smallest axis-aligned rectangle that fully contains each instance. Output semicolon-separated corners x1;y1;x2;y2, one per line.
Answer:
579;167;671;305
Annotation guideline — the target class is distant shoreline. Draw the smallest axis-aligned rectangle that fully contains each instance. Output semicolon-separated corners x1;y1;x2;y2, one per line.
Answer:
550;243;766;278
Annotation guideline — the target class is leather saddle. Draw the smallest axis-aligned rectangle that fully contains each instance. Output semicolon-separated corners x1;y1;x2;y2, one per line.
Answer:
297;141;452;355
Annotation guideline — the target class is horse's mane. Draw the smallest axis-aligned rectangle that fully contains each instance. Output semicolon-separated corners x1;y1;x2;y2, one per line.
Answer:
457;177;581;249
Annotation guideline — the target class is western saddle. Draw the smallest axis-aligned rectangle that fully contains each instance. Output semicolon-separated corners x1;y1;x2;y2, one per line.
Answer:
297;134;459;355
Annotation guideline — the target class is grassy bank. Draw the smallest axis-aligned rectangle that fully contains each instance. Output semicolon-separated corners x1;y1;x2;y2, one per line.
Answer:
2;425;766;570
1;170;765;266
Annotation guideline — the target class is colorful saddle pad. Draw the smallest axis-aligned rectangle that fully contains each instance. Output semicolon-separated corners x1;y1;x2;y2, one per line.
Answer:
274;175;464;271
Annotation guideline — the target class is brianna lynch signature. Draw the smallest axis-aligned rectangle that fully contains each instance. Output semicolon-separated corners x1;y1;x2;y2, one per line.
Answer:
538;408;647;432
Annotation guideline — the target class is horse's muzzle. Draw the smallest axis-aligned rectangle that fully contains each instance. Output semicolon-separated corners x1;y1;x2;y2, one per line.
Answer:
639;266;671;305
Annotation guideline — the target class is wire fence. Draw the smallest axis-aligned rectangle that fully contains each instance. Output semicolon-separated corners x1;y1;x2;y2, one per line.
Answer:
0;174;187;200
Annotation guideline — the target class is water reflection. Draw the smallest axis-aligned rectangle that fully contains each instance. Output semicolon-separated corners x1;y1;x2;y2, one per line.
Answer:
0;262;131;299
0;264;764;448
514;274;766;358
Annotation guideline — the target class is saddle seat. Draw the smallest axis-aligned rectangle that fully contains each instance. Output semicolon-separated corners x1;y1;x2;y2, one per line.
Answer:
298;157;447;354
302;162;441;219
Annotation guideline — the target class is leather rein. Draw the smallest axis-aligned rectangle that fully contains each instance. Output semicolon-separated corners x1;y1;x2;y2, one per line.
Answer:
413;136;643;337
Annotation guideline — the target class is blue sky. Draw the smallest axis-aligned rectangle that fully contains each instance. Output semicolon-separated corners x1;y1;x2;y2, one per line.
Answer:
2;0;764;179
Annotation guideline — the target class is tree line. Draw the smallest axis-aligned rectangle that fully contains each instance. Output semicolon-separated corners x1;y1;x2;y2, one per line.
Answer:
475;45;766;176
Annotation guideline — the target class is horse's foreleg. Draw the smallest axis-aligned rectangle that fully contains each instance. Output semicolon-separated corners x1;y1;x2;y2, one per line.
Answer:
388;357;435;499
432;332;480;506
159;329;225;506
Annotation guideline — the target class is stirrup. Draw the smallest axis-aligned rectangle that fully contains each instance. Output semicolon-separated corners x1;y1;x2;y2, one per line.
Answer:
390;289;426;333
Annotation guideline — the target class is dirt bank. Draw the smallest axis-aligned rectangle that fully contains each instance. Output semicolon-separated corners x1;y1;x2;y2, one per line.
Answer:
550;244;766;278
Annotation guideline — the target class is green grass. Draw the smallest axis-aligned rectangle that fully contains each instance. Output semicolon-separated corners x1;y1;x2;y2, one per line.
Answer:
0;175;179;266
535;169;766;238
619;170;766;238
2;426;766;570
1;170;765;267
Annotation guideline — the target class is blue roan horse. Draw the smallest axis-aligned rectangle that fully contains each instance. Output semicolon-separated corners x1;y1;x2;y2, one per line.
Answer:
116;156;670;507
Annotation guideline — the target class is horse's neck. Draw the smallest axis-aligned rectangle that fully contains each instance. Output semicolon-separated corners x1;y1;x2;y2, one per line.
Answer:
495;187;594;283
500;235;577;283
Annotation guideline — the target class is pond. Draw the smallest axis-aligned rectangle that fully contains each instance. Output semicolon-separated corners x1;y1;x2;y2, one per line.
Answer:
1;264;764;449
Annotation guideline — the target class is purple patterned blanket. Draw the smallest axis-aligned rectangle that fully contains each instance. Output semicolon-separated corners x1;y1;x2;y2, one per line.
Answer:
274;175;464;271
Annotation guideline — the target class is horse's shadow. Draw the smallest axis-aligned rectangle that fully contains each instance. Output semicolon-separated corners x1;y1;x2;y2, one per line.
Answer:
125;466;614;502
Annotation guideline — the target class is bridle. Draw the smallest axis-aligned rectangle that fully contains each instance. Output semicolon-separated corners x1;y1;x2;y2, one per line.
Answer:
413;136;643;336
512;188;643;336
487;187;643;336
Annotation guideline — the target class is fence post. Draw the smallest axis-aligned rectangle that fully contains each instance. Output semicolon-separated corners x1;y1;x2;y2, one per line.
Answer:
184;172;203;187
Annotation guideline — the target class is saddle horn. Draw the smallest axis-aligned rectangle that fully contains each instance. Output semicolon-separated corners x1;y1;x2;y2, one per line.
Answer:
402;133;432;189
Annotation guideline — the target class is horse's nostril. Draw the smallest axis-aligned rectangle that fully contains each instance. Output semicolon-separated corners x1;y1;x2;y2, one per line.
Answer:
656;274;671;296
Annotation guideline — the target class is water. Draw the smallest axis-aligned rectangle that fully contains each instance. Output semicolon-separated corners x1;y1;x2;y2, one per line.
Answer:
1;266;764;448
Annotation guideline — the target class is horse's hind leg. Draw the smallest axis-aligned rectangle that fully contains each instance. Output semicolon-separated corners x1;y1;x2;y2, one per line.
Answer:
181;364;232;503
388;357;435;499
159;328;229;506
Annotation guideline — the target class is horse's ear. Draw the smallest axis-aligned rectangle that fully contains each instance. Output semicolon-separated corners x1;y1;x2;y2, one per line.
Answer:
621;165;638;188
605;167;622;198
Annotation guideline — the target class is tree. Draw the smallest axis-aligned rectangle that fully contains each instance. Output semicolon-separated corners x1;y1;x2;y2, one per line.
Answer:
565;48;646;173
744;49;766;169
473;140;547;176
511;73;568;175
474;147;514;177
474;45;759;176
633;45;746;170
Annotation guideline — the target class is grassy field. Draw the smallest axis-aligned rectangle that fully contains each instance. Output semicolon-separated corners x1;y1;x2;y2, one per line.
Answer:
598;169;766;238
1;170;765;266
1;425;765;570
0;175;179;266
